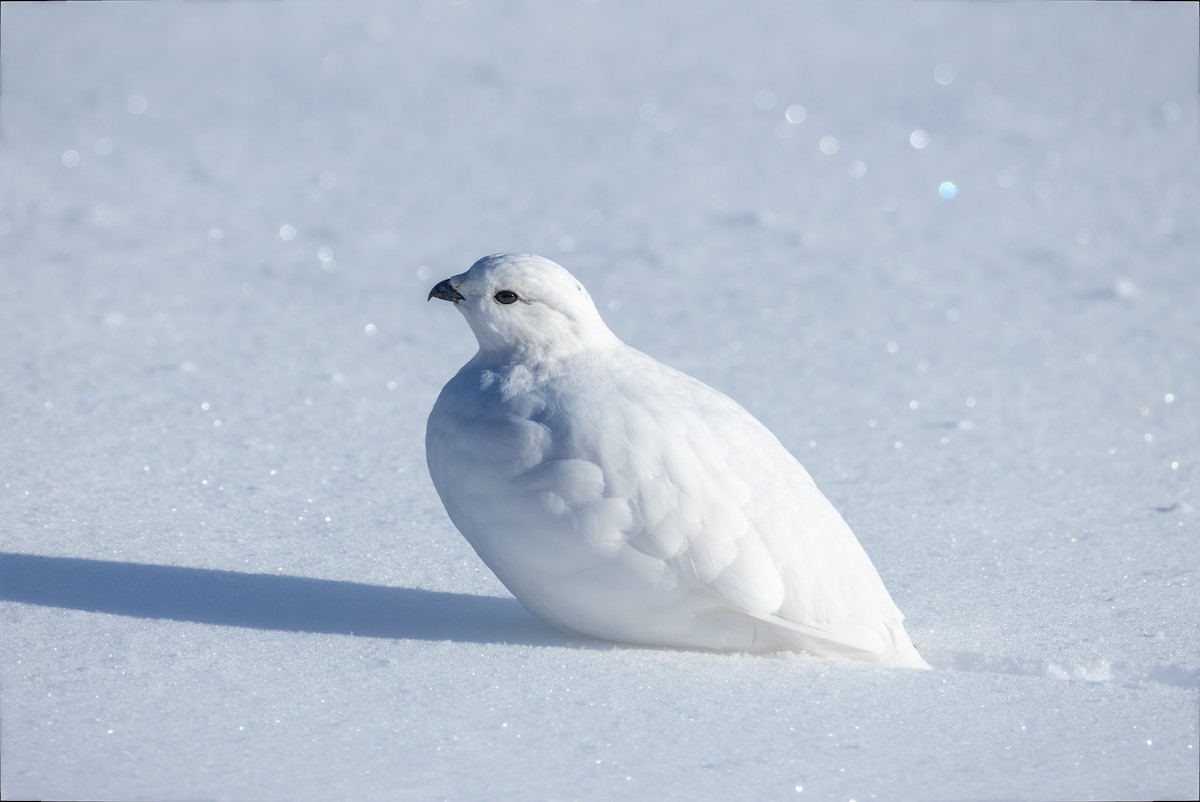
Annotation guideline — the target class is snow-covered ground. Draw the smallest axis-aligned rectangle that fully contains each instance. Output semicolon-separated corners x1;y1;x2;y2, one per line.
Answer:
2;2;1197;799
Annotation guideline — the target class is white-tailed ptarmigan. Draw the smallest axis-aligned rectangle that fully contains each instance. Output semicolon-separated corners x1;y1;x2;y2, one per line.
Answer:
426;253;929;668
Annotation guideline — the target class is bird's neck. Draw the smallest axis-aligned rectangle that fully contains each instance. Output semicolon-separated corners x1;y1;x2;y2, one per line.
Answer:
471;339;622;398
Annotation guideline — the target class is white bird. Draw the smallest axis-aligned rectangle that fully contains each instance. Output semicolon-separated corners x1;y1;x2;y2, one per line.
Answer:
426;253;929;668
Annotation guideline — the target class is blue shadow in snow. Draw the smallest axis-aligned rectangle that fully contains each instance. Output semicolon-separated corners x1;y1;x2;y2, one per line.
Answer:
0;551;581;647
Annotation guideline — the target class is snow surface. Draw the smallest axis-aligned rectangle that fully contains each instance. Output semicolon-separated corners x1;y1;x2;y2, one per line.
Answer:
1;1;1197;800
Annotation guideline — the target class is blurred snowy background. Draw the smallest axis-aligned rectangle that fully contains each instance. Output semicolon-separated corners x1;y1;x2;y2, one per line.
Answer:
1;2;1197;800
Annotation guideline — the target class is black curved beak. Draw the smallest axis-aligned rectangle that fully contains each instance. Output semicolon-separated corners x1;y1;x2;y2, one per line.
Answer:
428;279;465;303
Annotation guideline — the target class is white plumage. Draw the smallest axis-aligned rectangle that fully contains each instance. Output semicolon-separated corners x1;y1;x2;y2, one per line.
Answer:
425;253;929;668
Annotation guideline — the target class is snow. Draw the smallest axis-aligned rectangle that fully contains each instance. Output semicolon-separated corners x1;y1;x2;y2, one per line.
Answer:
1;1;1196;800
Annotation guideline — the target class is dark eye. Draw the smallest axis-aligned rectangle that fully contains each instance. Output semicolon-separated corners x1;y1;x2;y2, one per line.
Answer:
494;290;519;305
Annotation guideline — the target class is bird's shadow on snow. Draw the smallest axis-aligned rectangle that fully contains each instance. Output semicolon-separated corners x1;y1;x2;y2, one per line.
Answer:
0;552;581;647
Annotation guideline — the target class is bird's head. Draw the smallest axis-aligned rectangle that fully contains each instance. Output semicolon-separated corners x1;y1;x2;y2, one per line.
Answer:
428;253;618;359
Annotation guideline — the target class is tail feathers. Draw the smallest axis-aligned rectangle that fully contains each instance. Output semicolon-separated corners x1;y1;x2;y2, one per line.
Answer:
755;612;932;669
